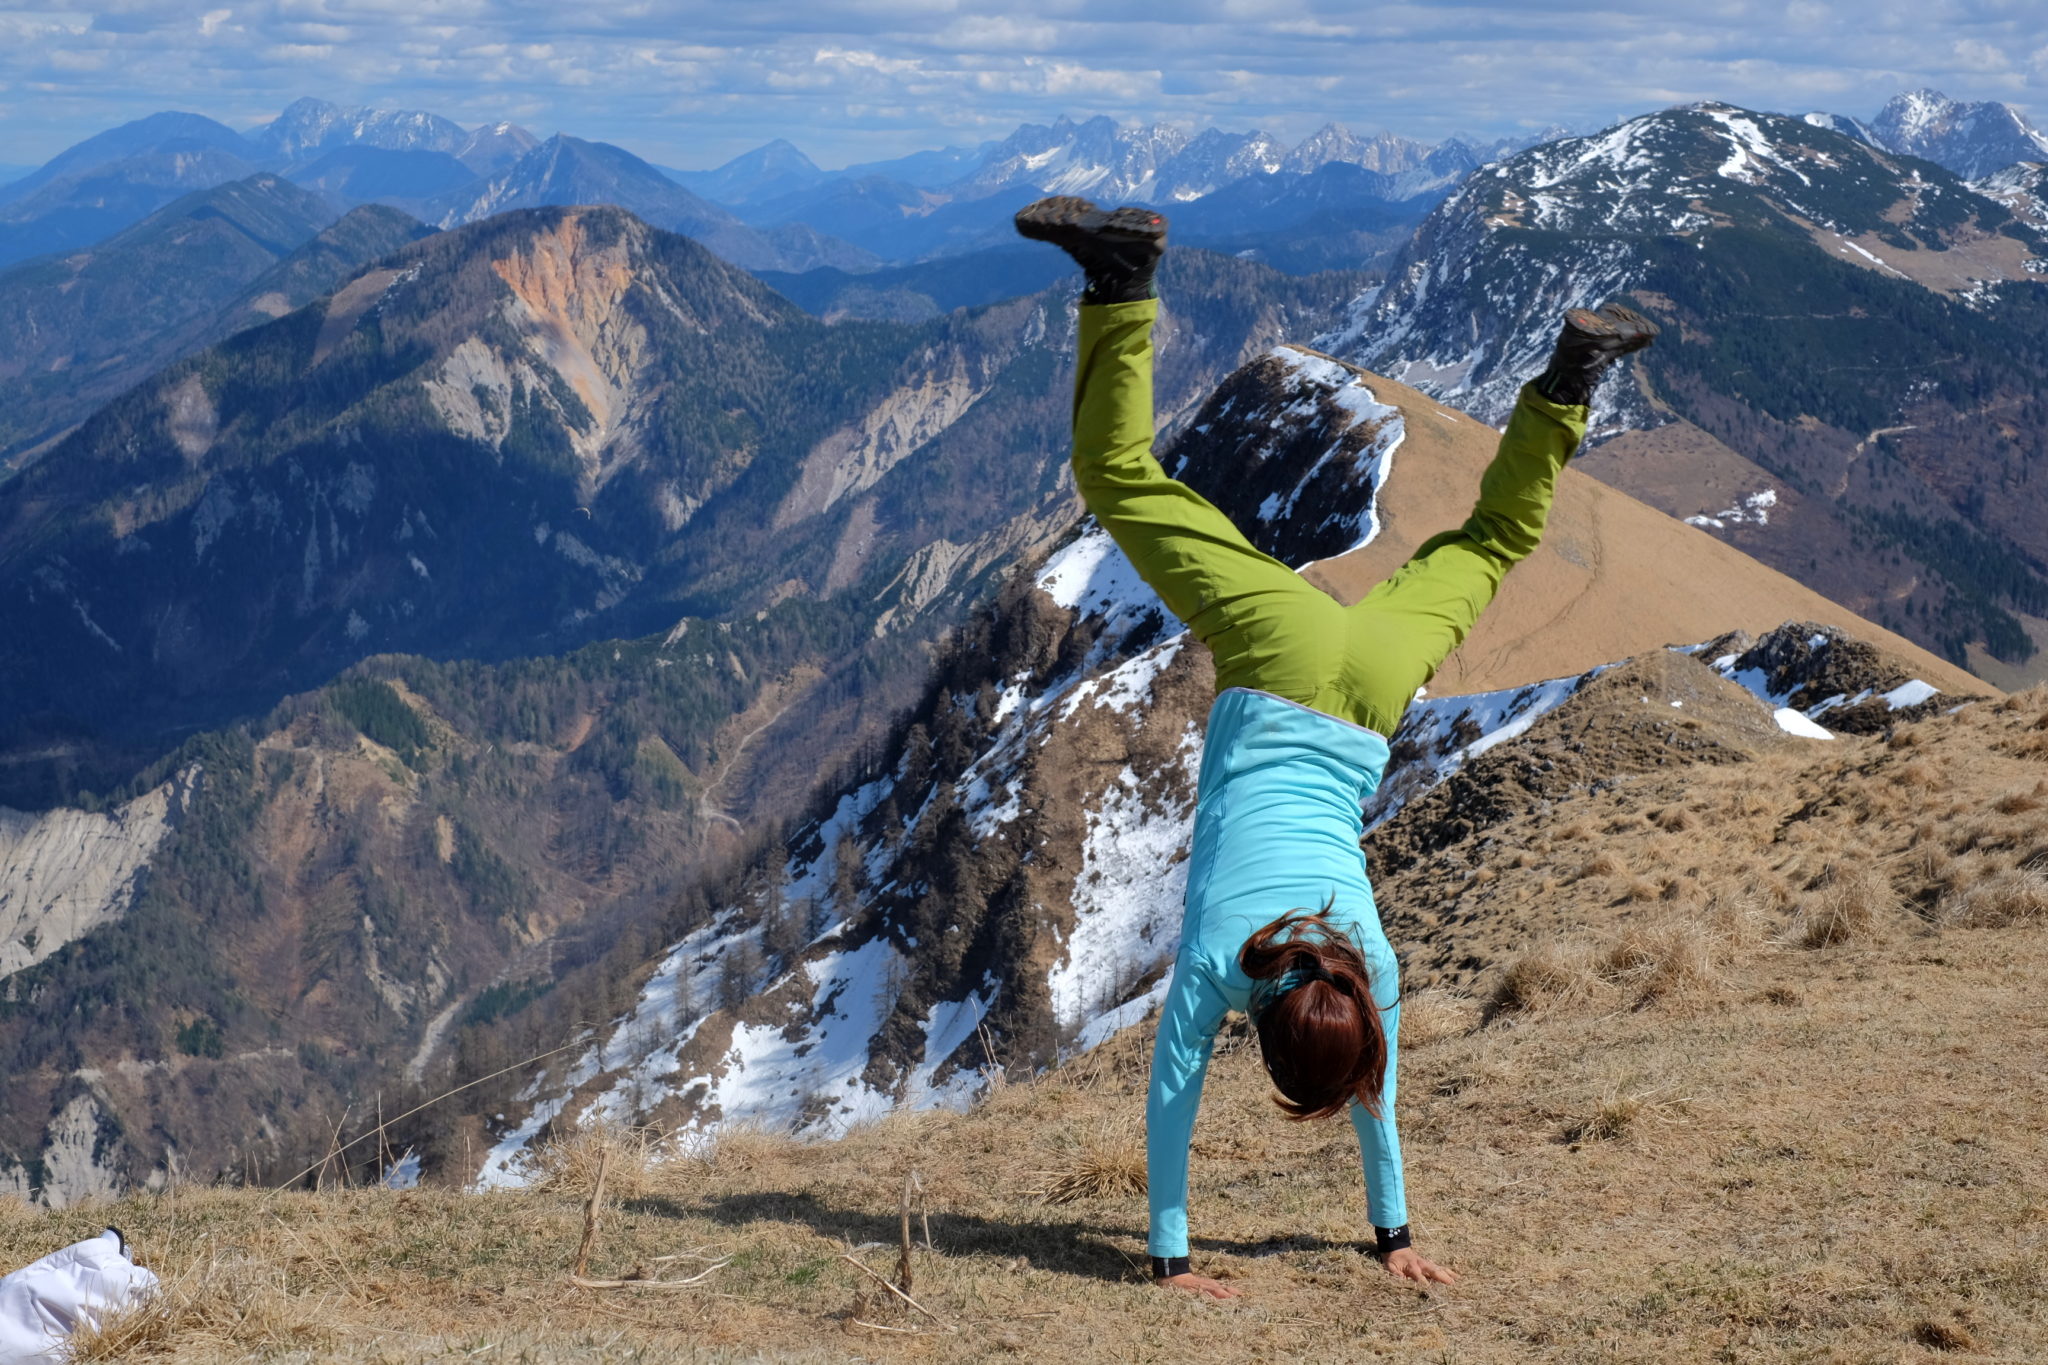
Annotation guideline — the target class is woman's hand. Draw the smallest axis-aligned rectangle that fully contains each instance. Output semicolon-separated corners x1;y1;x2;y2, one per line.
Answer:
1155;1271;1241;1299
1383;1247;1459;1286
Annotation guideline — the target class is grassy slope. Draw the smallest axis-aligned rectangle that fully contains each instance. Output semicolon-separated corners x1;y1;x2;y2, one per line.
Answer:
5;691;2045;1364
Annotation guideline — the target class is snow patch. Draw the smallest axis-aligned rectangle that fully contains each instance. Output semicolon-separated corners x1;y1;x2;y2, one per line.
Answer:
1050;741;1201;1028
1773;708;1836;740
1883;679;1939;710
1685;488;1778;530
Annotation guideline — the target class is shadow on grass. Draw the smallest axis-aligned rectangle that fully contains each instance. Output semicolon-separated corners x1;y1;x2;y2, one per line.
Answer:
637;1192;1372;1280
1191;1232;1368;1259
637;1191;1148;1284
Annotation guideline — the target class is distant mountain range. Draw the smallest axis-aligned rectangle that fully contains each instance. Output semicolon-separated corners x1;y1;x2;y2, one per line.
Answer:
7;88;2044;284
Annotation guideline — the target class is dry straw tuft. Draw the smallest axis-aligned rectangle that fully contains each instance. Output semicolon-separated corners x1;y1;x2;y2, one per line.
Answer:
692;1119;805;1176
1938;864;2048;928
1790;863;1903;948
1492;941;1602;1014
1034;1121;1147;1204
68;1249;312;1362
1573;850;1629;882
1397;988;1479;1049
1563;1086;1686;1144
525;1119;667;1200
1600;919;1722;1006
1650;806;1696;833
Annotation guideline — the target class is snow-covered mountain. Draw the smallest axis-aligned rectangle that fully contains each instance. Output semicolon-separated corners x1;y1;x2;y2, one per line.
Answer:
734;115;1526;218
1284;123;1423;175
1316;100;2048;680
1975;161;2048;231
1319;101;2048;427
951;115;1193;203
255;96;471;162
1152;128;1288;202
455;121;541;178
1868;88;2048;181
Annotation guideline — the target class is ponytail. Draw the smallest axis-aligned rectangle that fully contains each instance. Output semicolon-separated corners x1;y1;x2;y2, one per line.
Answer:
1239;907;1389;1121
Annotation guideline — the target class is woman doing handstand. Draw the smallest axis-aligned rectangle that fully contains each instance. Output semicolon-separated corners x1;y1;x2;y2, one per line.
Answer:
1014;195;1657;1298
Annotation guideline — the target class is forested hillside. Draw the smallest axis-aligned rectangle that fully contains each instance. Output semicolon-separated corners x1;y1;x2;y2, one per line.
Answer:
0;207;1351;808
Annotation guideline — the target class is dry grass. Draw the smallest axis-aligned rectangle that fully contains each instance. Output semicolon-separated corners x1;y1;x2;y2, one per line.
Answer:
1490;940;1603;1013
1940;864;2048;927
12;912;2048;1364
1034;1120;1148;1205
1397;987;1478;1048
1790;862;1905;948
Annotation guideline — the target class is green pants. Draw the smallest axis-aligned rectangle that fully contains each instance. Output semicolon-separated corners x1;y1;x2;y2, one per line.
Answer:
1072;299;1588;737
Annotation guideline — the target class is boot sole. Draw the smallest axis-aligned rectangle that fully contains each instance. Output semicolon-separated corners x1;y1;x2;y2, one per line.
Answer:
1014;196;1167;249
1563;305;1658;354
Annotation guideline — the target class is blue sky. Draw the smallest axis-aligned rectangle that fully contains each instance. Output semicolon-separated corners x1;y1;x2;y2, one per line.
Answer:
3;1;2045;169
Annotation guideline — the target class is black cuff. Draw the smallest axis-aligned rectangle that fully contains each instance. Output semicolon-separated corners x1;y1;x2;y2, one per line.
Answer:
1373;1225;1412;1257
1150;1255;1191;1279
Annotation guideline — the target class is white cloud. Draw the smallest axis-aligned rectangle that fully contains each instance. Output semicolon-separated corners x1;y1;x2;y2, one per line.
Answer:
1;1;2042;169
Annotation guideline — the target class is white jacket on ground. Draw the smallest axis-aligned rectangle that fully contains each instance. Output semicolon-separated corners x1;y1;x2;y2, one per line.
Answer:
0;1229;159;1363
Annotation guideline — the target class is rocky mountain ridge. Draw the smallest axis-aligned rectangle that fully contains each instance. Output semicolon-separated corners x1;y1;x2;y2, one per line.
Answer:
0;207;1352;806
1868;88;2048;180
1318;101;2048;680
0;177;431;469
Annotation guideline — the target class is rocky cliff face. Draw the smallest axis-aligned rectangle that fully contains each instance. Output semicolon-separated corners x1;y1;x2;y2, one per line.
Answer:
1869;89;2048;181
0;770;194;979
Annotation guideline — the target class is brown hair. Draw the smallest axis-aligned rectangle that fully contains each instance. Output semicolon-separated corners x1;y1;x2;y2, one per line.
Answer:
1239;908;1388;1121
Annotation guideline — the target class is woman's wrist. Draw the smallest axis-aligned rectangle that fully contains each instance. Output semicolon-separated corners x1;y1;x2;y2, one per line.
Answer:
1150;1255;1192;1279
1373;1225;1412;1256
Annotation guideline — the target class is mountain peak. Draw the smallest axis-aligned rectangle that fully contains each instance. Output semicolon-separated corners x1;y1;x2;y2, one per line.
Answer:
1870;87;2048;178
257;96;469;161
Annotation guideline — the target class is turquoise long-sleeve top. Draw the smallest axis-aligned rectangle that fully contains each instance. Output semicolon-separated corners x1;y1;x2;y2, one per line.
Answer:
1145;686;1401;1258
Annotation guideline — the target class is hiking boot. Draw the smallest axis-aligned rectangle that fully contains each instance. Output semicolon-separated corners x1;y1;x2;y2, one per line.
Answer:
1532;302;1660;407
1014;195;1167;304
